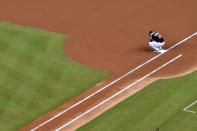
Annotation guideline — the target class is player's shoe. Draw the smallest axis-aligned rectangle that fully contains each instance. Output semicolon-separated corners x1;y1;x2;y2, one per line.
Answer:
153;49;167;54
158;49;167;54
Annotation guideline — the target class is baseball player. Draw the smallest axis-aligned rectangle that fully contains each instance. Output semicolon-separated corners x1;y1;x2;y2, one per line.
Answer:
149;31;167;53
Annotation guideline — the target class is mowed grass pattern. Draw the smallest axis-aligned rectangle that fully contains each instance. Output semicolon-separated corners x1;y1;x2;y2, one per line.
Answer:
0;22;110;131
79;71;197;131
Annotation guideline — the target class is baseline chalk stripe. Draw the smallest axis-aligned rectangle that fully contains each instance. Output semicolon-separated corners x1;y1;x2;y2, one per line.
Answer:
183;99;197;114
30;32;197;131
168;32;197;51
55;54;183;131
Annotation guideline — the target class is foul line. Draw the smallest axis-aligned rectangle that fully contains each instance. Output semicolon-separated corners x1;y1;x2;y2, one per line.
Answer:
55;54;183;131
183;99;197;114
30;32;196;131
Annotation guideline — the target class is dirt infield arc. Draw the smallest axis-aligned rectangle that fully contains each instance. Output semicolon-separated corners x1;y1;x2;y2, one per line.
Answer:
0;0;196;73
0;0;196;130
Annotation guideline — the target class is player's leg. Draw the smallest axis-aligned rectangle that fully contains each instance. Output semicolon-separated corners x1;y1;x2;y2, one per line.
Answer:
157;42;167;53
159;42;165;50
149;41;161;51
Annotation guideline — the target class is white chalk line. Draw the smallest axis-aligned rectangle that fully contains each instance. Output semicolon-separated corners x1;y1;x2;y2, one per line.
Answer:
30;32;197;131
183;99;197;114
55;54;183;131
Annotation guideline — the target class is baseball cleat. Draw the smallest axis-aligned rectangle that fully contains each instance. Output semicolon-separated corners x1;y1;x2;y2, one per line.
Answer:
153;49;167;54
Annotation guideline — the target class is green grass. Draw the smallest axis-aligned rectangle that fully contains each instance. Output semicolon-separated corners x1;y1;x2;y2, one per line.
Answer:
0;22;110;131
78;71;197;131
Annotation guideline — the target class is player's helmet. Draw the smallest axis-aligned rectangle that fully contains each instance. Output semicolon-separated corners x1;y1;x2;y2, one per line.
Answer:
149;31;153;36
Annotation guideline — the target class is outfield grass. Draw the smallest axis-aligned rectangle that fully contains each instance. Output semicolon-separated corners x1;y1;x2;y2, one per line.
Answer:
0;22;110;131
78;71;197;131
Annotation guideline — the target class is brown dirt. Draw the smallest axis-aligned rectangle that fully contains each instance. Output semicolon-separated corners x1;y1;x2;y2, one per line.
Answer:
0;0;196;130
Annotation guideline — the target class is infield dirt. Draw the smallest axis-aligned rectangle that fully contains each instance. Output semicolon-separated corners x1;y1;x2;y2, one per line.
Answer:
0;0;196;130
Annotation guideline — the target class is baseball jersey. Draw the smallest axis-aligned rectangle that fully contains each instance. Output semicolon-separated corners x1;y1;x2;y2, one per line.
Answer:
150;32;164;43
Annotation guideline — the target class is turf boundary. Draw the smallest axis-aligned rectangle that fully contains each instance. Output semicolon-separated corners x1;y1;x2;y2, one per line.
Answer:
55;54;182;131
30;32;197;131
